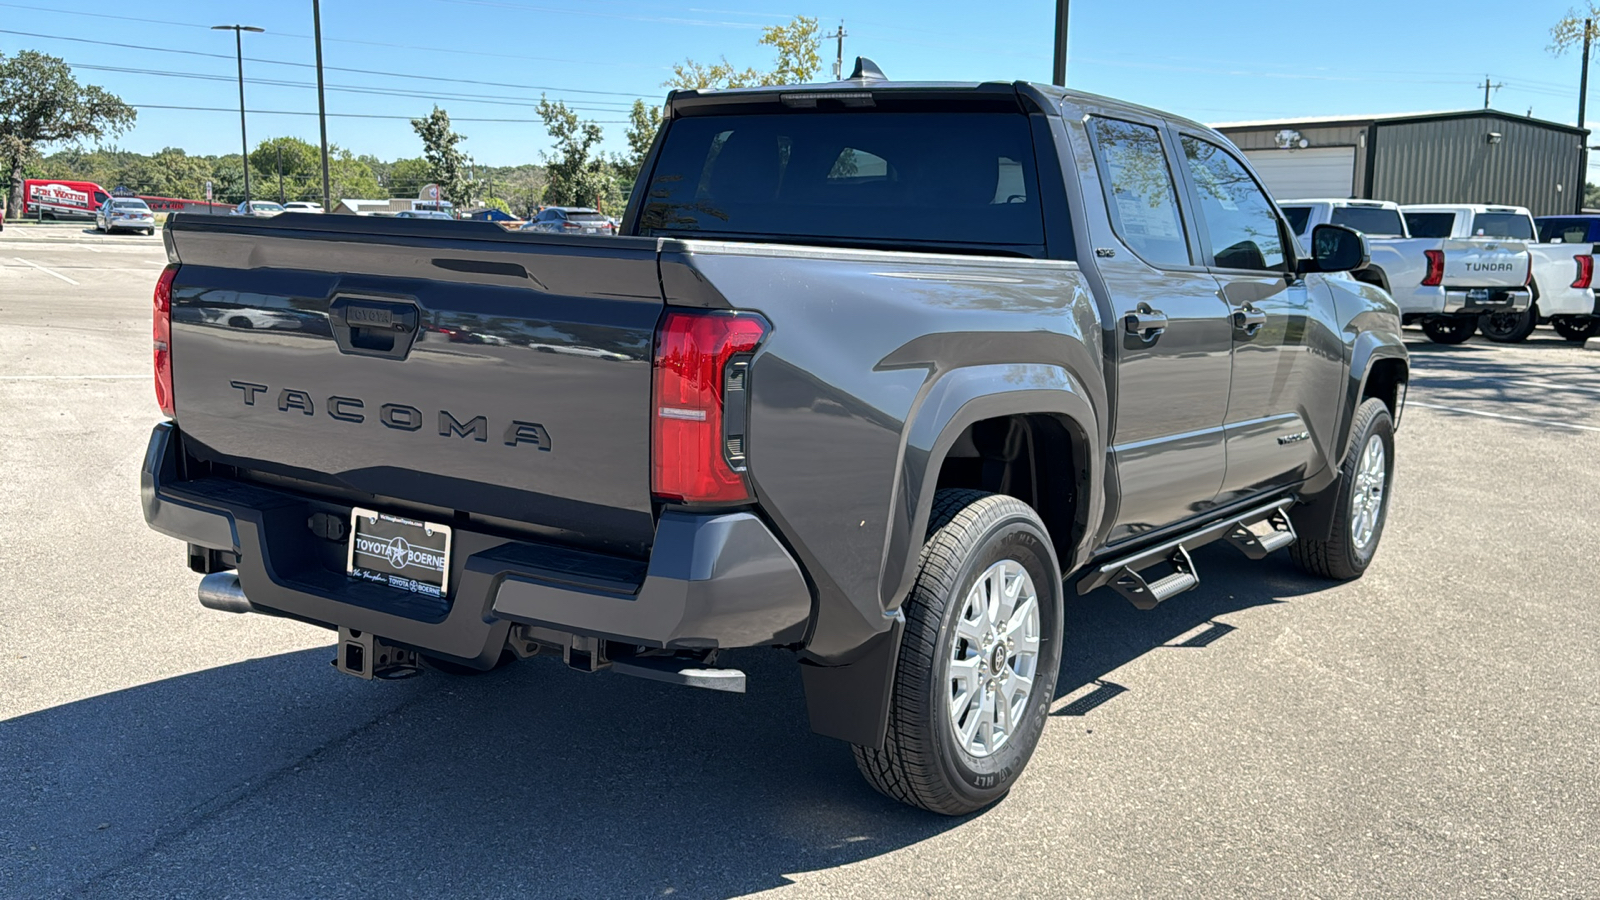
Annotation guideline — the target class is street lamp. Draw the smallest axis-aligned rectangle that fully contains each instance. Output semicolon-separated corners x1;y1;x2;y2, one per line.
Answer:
213;24;264;211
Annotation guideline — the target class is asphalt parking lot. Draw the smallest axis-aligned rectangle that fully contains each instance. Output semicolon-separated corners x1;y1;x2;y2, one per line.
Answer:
1;224;1596;899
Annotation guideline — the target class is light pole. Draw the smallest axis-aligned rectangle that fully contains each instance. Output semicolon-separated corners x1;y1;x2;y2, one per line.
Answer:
213;24;264;210
1052;0;1069;87
312;0;332;210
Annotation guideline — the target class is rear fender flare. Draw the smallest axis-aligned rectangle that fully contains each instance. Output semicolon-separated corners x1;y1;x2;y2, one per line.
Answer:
879;363;1101;613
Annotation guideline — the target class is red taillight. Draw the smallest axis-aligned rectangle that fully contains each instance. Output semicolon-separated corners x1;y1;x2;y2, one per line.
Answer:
1422;249;1444;287
651;310;768;504
1574;255;1595;290
154;263;177;416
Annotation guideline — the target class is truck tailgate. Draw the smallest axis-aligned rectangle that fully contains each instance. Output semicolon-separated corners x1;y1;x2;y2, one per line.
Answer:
165;215;663;556
1441;239;1529;288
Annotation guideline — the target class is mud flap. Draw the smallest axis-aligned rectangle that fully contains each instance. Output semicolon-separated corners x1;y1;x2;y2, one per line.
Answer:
799;616;904;748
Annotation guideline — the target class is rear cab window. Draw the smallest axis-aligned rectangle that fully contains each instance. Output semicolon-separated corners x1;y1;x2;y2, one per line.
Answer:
1537;218;1597;244
1470;212;1534;240
1086;117;1191;268
638;111;1049;255
1329;206;1405;237
1403;212;1456;239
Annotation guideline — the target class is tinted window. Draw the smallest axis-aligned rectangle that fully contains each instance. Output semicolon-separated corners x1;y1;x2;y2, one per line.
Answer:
568;213;608;223
640;112;1047;251
1180;136;1285;271
1537;218;1597;244
1471;213;1534;240
113;199;149;210
1281;206;1312;236
1088;118;1189;267
1330;206;1404;237
1404;212;1456;238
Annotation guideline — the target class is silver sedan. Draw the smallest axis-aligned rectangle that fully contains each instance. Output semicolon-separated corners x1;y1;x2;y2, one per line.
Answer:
96;198;156;235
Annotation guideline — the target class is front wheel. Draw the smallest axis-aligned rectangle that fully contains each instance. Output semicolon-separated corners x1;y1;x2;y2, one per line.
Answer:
1288;398;1395;580
1420;315;1476;344
853;490;1063;815
1552;316;1599;343
1479;306;1537;343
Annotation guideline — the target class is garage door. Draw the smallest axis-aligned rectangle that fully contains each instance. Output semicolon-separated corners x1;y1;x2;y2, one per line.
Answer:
1242;147;1357;202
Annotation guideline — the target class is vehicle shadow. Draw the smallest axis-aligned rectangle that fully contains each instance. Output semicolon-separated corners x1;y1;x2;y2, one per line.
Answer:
2;546;1336;899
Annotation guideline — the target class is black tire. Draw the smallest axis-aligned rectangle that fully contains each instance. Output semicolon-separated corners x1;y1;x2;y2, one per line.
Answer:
145;227;155;236
1288;398;1395;580
1552;316;1600;343
852;489;1064;816
1420;315;1476;344
1479;305;1537;343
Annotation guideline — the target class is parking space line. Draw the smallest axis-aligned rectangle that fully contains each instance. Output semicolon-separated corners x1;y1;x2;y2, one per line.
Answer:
1510;379;1600;395
1409;401;1600;433
12;258;79;285
0;374;144;381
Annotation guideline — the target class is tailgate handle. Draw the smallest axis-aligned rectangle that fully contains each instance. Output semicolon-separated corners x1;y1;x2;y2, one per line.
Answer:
328;296;421;360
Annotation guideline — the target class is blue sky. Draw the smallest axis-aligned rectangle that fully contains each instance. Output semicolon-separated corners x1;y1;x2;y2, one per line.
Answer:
1;0;1594;174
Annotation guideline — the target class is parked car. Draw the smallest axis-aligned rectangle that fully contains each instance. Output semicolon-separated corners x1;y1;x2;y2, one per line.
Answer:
283;201;324;214
1401;204;1595;343
21;179;109;220
232;201;285;217
520;206;615;235
1533;214;1600;342
144;62;1407;815
95;198;156;235
394;209;455;220
1279;199;1536;344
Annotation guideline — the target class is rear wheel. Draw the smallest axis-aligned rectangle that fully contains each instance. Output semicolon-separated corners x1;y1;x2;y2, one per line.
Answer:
1552;316;1600;343
1420;315;1476;344
852;490;1063;816
1288;398;1395;580
1479;305;1537;343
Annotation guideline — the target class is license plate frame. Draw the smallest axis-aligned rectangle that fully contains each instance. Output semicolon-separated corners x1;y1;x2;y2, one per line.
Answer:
346;507;453;598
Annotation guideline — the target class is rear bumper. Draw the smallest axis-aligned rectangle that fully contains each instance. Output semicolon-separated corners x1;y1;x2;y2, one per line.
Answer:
142;422;812;663
1440;287;1531;315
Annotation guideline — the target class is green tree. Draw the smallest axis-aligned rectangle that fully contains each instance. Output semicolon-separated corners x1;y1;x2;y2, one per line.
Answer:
122;147;212;198
537;96;618;210
0;50;135;217
327;148;384;201
1550;6;1600;54
249;136;322;202
665;16;821;91
410;106;471;207
386;156;432;198
618;99;663;183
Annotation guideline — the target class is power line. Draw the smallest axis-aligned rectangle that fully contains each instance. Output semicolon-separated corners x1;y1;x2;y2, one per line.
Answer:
0;1;671;71
131;103;626;124
0;28;658;98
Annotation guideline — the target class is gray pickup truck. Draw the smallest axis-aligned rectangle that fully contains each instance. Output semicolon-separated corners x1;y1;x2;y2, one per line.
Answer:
143;61;1408;815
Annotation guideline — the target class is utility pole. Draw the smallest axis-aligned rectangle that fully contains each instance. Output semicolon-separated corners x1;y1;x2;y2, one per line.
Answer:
1478;74;1504;109
1052;0;1070;86
1579;20;1592;213
312;0;332;211
826;21;847;80
276;144;285;204
213;24;264;209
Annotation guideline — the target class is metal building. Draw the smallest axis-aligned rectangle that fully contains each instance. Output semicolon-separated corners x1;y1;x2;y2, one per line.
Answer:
1211;110;1588;216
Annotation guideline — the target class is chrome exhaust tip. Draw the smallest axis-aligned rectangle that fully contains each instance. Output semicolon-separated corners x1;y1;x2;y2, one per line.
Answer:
198;572;254;614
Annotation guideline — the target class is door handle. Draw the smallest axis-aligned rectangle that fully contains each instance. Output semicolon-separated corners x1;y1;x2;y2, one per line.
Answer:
1123;305;1168;342
1233;304;1267;336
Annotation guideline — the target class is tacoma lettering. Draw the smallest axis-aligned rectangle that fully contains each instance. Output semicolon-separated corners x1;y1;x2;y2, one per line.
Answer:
228;381;547;450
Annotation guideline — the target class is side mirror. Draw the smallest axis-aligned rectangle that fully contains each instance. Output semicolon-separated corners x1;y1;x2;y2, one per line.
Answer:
1300;223;1369;274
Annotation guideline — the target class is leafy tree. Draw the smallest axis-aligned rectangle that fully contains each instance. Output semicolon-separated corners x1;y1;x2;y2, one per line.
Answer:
537;96;618;210
249;136;322;202
618;99;663;183
410;106;472;206
0;50;135;218
1586;181;1600;208
327;148;384;201
1550;6;1600;54
386;156;433;198
481;196;511;215
121;147;212;199
665;16;821;91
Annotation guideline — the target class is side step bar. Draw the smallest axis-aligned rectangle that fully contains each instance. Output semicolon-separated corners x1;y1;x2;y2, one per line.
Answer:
1082;498;1297;609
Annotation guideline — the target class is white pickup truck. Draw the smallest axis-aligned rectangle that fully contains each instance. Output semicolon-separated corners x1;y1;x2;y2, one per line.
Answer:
1402;204;1597;343
1279;199;1534;344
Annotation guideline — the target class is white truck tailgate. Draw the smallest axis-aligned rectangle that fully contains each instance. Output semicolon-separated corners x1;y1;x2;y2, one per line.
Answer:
1441;240;1529;289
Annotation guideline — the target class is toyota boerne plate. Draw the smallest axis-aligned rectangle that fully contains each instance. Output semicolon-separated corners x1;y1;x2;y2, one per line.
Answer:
346;507;452;597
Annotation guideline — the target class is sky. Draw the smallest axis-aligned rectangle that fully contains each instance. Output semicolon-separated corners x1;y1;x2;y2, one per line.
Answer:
2;0;1596;177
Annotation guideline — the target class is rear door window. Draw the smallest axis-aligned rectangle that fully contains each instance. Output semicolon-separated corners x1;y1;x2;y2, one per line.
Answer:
1087;117;1190;267
1470;213;1534;240
1403;212;1456;238
639;112;1047;252
1330;206;1405;237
